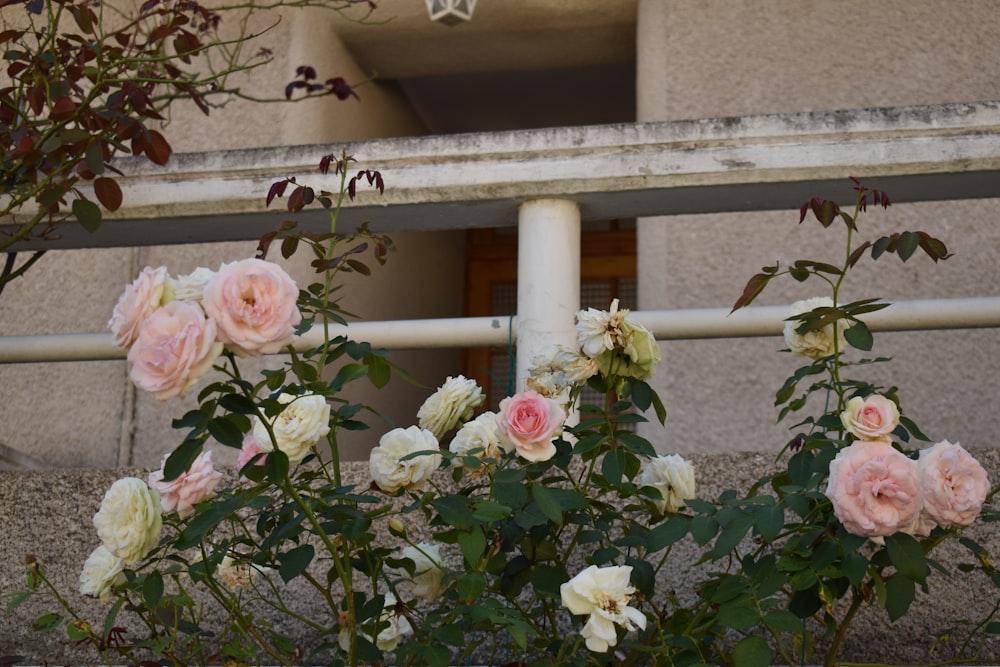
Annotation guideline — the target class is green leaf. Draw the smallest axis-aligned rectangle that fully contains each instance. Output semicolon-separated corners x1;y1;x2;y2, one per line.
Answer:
690;516;719;546
602;448;627;485
717;598;759;630
218;393;258;415
142;570;164;607
733;635;772;667
432;496;474;530
278;544;315;583
712;512;754;557
6;590;30;613
885;533;928;584
207;416;245;448
530;564;566;598
365;354;391;389
163;439;203;482
631;380;652;410
650;389;667;425
265;449;290;482
456;572;486;602
884;572;915;621
844;321;874;351
457;528;486;566
763;609;805;633
531;483;563;526
896;231;920;261
72;197;101;233
647;517;690;552
32;612;62;632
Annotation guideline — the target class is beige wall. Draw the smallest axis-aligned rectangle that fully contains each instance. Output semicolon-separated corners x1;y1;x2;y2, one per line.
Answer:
636;0;1000;454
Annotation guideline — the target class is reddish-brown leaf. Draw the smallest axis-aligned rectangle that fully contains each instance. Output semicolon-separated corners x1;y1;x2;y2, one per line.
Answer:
144;130;171;165
26;84;45;115
94;177;123;211
48;96;77;121
731;272;773;312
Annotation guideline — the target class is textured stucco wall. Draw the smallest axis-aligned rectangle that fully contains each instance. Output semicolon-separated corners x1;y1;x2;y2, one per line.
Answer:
635;0;1000;456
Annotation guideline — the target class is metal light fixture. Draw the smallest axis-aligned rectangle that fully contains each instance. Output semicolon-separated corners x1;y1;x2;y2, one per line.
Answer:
425;0;477;25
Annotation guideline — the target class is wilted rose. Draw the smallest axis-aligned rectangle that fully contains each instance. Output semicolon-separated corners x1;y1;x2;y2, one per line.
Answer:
917;440;989;529
202;258;301;355
217;554;271;592
93;477;163;564
783;296;848;359
148;450;223;518
369;426;441;494
127;300;223;401
417;375;484;439
496;390;566;462
826;440;922;538
639;454;696;513
252;392;331;465
400;543;445;602
108;266;171;349
375;593;413;651
841;394;899;441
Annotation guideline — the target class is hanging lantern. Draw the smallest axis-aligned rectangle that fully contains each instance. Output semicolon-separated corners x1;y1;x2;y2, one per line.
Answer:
425;0;477;25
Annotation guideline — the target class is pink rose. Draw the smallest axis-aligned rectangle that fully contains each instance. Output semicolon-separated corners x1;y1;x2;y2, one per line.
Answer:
826;440;922;538
202;258;301;355
496;390;566;462
108;266;171;348
841;394;899;441
236;433;268;479
917;440;989;529
148;450;223;519
127;301;223;400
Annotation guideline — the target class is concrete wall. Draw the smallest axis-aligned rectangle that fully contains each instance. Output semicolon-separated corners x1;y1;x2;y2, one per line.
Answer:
0;3;462;469
635;0;1000;456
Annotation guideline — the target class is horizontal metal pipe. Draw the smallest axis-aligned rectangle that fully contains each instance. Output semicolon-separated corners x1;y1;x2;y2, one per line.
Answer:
1;297;997;364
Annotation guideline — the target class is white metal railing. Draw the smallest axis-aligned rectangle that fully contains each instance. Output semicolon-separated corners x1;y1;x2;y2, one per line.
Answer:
3;297;999;364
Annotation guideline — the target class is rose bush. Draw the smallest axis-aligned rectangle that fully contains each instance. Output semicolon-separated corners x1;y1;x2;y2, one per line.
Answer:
13;171;1000;667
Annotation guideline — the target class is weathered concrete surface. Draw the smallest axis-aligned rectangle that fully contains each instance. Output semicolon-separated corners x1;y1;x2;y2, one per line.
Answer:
2;451;998;665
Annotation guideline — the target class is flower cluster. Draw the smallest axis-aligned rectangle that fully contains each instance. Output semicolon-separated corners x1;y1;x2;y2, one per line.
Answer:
108;258;302;400
574;298;661;382
827;435;989;538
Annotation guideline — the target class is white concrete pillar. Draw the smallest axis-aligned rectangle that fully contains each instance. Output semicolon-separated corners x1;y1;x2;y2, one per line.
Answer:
516;199;581;390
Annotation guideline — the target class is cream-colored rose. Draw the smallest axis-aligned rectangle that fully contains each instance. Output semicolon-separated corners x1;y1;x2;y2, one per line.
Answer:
127;300;224;401
841;394;899;441
597;316;662;381
527;346;599;401
400;543;445;602
417;375;484;439
202;258;302;356
369;426;441;494
449;411;513;470
918;440;989;529
576;301;625;359
93;477;163;564
79;545;126;603
560;565;647;653
108;265;171;349
173;267;215;303
252;392;331;465
783;296;848;359
375;593;413;651
639;454;696;513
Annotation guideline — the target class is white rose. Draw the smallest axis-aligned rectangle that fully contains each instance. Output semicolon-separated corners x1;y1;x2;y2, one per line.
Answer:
79;545;126;603
639;454;696;513
253;392;331;464
93;477;163;564
370;426;441;494
560;565;647;653
375;593;413;651
783;296;848;359
173;267;216;303
400;543;445;602
417;375;484;438
449;411;512;465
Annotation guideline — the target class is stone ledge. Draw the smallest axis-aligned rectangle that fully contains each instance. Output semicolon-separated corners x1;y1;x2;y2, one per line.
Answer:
2;452;998;664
